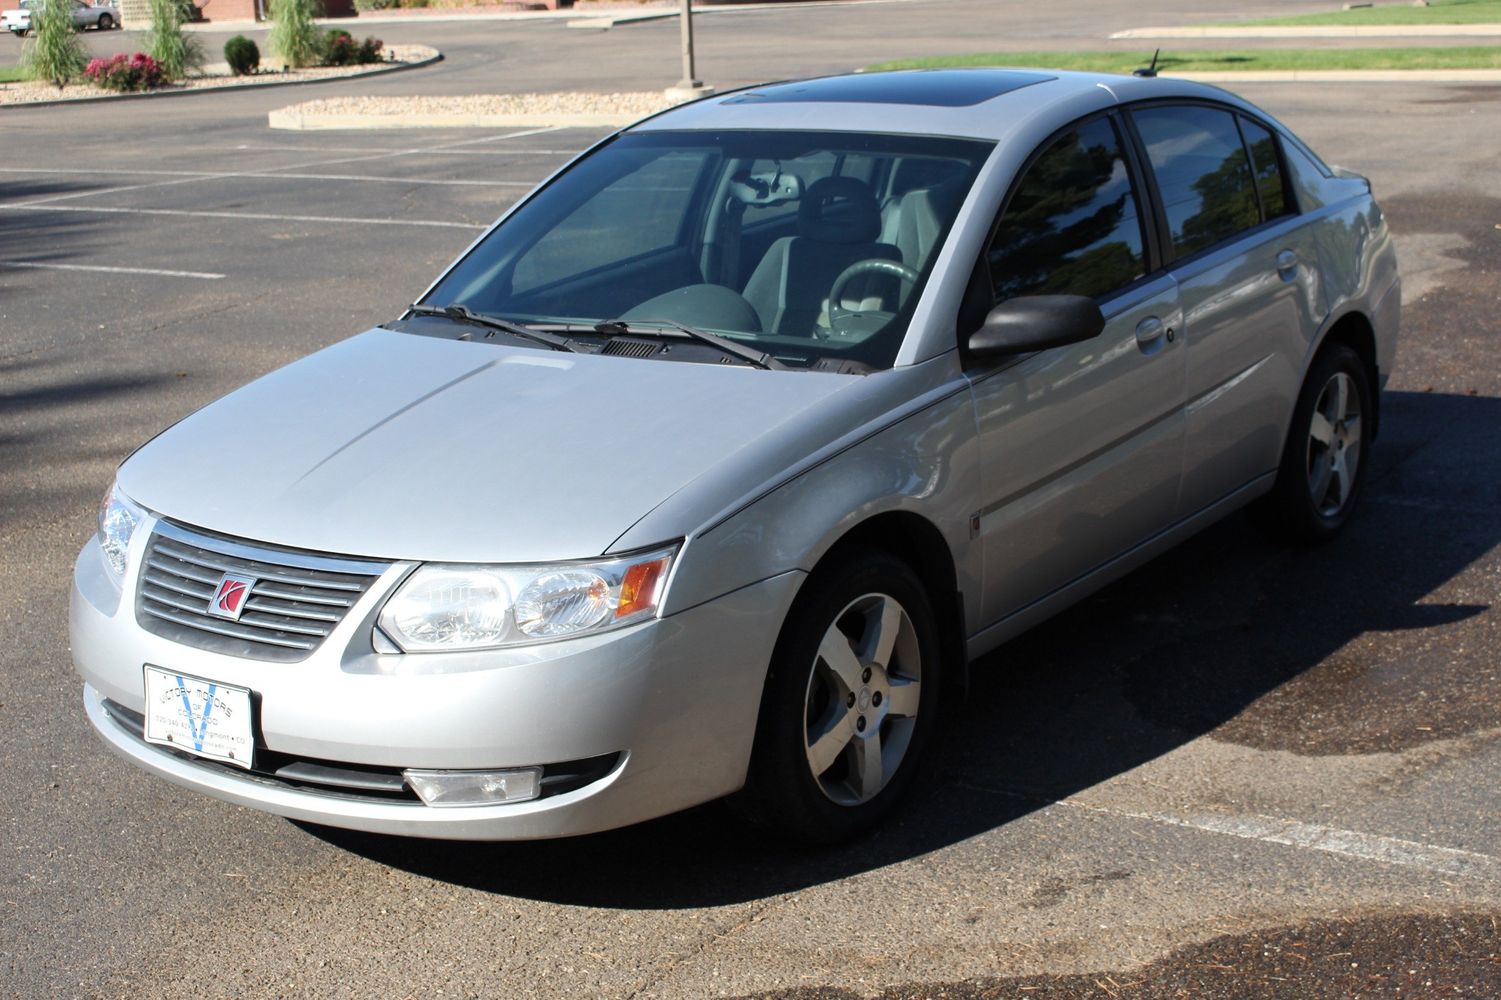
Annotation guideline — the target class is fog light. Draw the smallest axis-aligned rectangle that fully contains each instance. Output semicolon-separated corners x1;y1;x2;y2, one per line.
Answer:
403;767;542;807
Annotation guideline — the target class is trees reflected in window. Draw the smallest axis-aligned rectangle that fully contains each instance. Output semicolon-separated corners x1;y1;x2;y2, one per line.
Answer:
988;117;1146;303
1134;105;1261;259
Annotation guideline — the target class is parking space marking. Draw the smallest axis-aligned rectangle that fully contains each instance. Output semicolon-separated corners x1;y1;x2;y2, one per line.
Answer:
263;125;571;172
0;204;487;230
1074;801;1501;884
233;143;575;156
0;168;537;189
957;781;1501;884
0;261;225;280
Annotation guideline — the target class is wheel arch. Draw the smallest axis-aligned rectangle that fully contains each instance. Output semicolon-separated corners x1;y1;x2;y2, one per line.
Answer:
1311;309;1380;440
811;510;970;695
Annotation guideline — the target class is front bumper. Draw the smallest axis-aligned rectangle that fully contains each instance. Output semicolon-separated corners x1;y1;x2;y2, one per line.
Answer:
71;528;803;840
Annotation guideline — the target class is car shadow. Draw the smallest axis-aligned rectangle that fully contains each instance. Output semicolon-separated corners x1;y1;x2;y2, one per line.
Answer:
303;388;1499;909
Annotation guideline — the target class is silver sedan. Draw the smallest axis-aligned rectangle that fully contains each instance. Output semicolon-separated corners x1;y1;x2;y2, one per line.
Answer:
3;0;117;34
72;69;1399;843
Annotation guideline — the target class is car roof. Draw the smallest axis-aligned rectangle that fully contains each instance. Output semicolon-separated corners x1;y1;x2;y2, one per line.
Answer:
633;69;1262;143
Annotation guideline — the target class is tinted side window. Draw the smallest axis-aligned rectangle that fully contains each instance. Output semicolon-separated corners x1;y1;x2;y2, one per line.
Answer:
1133;105;1260;258
511;150;709;293
1239;117;1290;220
988;116;1146;302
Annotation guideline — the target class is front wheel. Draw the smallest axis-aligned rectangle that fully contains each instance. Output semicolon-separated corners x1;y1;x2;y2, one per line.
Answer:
732;550;943;844
1255;342;1373;543
97;12;114;29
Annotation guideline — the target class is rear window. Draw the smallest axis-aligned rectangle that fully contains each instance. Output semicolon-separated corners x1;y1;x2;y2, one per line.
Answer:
1132;105;1261;259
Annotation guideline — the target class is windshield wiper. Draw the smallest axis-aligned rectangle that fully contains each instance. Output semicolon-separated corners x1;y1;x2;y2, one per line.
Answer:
407;303;578;353
595;318;786;371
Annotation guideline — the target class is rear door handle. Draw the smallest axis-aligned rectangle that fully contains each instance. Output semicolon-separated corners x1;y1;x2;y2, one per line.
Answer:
1276;249;1298;277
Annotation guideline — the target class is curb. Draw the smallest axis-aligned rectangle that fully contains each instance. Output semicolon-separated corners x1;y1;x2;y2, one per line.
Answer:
185;0;909;32
0;48;442;111
268;108;645;129
1113;24;1501;38
1166;68;1501;82
268;66;1501;130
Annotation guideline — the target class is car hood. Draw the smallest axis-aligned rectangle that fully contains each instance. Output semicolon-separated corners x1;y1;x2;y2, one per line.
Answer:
119;328;860;563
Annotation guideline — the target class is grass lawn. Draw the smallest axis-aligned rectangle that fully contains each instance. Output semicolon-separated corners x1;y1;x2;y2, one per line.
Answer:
1226;0;1501;27
0;67;27;84
868;47;1501;74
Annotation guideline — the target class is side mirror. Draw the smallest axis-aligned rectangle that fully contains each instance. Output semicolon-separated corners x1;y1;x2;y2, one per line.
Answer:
966;295;1105;359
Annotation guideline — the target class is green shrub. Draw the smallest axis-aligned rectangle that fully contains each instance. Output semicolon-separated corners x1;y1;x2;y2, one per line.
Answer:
353;0;399;9
322;28;383;66
20;0;88;89
268;0;323;69
224;35;260;76
146;0;205;81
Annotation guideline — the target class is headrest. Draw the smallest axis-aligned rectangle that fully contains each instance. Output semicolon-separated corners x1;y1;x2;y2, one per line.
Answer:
798;177;881;244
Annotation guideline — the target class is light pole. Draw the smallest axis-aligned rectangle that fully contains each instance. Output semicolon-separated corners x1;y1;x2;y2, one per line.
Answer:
666;0;714;102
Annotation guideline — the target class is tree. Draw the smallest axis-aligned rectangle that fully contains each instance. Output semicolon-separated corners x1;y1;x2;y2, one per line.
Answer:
21;0;87;89
268;0;323;70
147;0;205;81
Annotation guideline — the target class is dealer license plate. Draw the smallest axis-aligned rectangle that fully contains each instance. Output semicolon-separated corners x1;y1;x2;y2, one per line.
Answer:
143;666;255;770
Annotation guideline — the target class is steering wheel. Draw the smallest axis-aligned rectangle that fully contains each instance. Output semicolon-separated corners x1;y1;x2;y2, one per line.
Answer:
825;258;921;339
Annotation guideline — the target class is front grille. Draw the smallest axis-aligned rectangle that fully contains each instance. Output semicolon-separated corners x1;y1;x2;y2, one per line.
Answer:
136;521;388;663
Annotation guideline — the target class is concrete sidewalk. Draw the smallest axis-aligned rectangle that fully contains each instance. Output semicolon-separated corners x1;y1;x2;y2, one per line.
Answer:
1115;23;1501;38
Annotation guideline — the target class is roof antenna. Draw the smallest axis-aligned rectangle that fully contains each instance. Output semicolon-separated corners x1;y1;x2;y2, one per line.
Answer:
1133;49;1161;78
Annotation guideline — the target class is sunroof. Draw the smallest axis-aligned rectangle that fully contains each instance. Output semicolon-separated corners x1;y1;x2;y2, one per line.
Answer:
722;70;1055;109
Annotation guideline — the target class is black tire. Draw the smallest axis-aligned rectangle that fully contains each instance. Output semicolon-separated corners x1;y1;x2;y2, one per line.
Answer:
730;549;943;844
97;12;114;29
1254;342;1373;544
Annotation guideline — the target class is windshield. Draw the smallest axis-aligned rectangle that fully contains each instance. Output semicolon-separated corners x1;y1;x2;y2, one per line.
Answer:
421;130;992;372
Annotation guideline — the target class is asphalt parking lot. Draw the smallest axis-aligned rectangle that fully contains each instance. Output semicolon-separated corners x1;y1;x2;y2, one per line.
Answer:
4;1;1501;996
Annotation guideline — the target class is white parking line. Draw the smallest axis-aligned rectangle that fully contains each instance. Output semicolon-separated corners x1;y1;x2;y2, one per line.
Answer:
266;125;569;172
958;781;1501;884
0;260;225;280
1075;802;1501;884
0;204;487;230
0;167;537;188
233;143;574;156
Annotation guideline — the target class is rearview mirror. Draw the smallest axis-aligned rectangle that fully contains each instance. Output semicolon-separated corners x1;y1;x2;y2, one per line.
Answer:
967;295;1105;359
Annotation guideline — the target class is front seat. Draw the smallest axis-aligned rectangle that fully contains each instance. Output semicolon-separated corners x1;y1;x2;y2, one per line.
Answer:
742;176;902;337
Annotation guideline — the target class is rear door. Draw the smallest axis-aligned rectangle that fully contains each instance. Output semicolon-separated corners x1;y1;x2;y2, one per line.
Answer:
1127;103;1325;517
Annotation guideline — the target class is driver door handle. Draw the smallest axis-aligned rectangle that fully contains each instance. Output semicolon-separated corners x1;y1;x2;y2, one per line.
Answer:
1276;249;1299;278
1136;316;1165;347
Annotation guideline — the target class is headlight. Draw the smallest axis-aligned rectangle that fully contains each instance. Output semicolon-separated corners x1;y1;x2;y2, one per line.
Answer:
377;543;677;652
97;483;144;584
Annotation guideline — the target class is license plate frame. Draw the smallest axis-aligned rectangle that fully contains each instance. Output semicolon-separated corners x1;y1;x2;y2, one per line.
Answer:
142;666;255;770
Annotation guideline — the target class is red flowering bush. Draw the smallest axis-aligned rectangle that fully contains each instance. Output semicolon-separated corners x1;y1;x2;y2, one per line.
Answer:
84;53;167;93
322;29;384;67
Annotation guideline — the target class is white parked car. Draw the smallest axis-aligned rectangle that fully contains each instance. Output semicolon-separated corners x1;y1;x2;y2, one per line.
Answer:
4;0;117;35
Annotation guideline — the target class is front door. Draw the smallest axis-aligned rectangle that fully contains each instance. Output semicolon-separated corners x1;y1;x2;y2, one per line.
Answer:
967;113;1186;628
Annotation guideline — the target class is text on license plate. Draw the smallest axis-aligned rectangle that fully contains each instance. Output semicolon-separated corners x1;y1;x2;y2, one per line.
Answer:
142;666;254;770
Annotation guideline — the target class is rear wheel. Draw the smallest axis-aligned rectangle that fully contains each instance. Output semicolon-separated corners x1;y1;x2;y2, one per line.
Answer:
1255;343;1373;543
97;12;114;29
732;550;942;844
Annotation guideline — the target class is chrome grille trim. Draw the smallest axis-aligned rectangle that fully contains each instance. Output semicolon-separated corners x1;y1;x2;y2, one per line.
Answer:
136;521;389;663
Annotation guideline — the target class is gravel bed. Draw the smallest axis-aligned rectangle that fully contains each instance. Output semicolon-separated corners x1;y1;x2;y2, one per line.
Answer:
280;91;674;118
0;44;436;107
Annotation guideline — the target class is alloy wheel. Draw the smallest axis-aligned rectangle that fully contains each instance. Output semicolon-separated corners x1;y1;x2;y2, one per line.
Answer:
1305;370;1363;517
802;592;922;805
